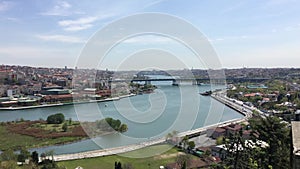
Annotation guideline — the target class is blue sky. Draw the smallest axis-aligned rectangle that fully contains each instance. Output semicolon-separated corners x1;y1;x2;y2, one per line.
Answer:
0;0;300;69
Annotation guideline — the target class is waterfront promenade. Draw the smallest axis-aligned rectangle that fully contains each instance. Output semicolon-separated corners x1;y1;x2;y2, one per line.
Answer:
52;138;166;161
52;90;252;162
0;94;135;111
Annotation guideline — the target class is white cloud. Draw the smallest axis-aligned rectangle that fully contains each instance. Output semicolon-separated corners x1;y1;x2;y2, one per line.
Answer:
63;24;93;31
41;1;72;16
58;16;98;31
0;1;14;12
58;16;97;27
36;34;84;43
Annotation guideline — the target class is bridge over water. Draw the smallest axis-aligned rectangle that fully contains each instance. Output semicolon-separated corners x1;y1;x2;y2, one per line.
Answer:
108;77;269;85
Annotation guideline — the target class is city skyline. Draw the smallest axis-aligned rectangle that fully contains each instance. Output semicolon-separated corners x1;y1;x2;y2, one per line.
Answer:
0;0;300;69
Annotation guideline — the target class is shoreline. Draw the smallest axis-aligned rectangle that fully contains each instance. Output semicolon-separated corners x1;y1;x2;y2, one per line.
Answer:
51;90;252;161
1;88;253;162
0;93;136;111
210;90;253;119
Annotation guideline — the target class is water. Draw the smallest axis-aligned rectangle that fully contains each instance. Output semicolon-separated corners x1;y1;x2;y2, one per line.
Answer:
0;84;243;155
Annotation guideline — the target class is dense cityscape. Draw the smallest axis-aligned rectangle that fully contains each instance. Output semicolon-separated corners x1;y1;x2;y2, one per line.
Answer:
1;0;300;169
0;64;299;168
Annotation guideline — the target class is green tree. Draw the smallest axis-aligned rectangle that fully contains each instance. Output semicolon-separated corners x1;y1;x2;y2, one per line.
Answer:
249;115;290;169
223;129;253;169
40;159;60;169
115;161;122;169
221;115;290;169
181;161;187;169
17;147;30;162
111;119;121;130
31;151;39;164
68;118;72;125
216;136;224;145
62;123;68;132
176;154;191;169
119;124;128;132
187;141;195;150
181;136;189;150
46;113;65;124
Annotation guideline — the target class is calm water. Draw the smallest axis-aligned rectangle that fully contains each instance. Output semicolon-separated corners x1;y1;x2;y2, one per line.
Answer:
0;84;243;155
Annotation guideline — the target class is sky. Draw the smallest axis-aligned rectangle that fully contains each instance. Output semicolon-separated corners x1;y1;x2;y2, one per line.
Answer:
0;0;300;70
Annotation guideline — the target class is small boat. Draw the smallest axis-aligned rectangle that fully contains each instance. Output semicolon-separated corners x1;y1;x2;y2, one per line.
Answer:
200;91;212;96
105;104;108;107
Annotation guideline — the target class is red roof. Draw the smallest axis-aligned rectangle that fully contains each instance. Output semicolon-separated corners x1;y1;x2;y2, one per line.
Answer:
243;130;252;135
214;127;226;133
224;124;242;131
43;94;73;100
244;93;256;97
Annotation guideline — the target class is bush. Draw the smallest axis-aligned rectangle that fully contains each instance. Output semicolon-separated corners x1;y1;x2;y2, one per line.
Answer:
96;117;128;133
46;113;65;124
62;123;68;132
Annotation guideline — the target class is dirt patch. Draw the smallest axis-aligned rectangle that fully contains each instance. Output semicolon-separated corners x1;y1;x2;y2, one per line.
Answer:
154;152;185;159
6;120;87;139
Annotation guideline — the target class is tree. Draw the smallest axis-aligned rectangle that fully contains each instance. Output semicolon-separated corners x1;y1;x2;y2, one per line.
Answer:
181;136;189;150
40;159;61;169
31;151;39;164
115;161;122;169
181;161;187;169
216;136;224;145
166;132;173;141
110;119;121;130
187;141;195;150
221;115;290;169
249;115;290;169
96;117;128;133
166;130;179;144
46;113;65;124
62;123;68;132
119;124;128;132
17;147;30;162
176;154;191;169
68;118;72;125
223;129;254;169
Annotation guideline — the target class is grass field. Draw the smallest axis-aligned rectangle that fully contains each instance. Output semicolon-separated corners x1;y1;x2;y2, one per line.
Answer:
58;144;192;169
0;124;82;151
32;120;80;132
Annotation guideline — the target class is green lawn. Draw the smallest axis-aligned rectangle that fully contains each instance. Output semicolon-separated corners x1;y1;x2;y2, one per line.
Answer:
32;120;79;132
0;124;82;151
59;144;187;169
